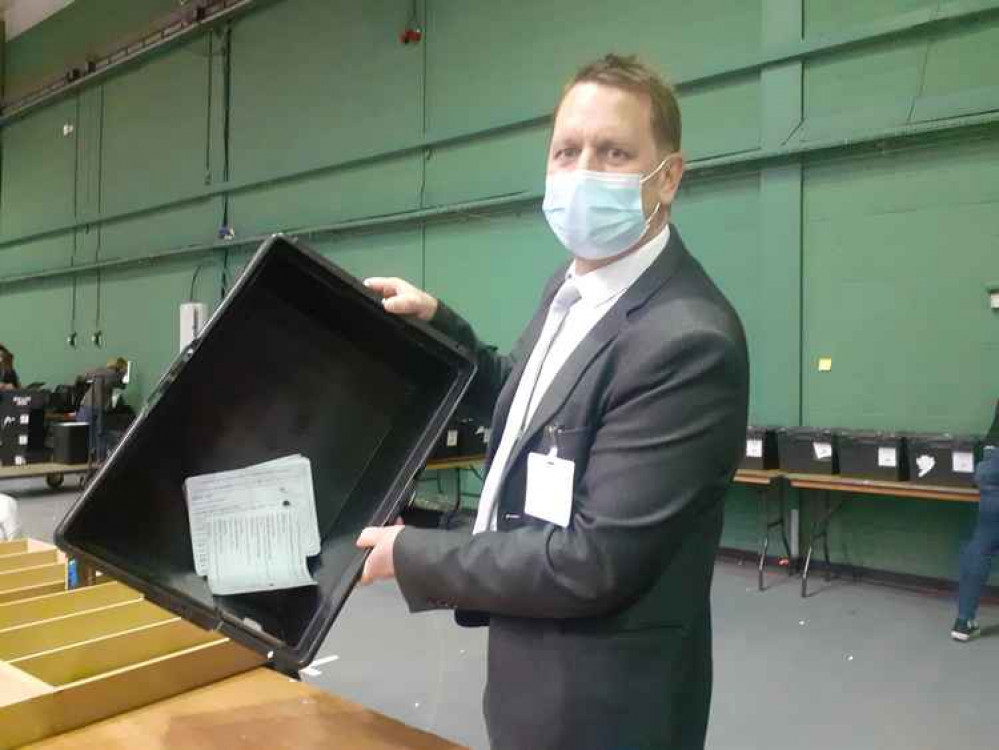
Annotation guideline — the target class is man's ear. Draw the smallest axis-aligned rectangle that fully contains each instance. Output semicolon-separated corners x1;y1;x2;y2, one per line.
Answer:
656;153;685;208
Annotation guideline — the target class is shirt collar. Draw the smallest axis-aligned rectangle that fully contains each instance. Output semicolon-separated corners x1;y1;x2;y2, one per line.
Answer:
567;224;671;307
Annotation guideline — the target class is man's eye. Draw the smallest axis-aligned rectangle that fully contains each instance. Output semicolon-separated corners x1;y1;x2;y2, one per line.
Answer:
555;148;579;159
608;148;629;160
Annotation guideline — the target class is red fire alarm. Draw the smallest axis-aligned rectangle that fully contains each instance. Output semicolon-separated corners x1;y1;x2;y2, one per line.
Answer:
400;27;422;44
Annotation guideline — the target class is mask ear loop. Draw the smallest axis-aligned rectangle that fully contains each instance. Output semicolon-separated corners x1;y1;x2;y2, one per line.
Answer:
640;156;672;228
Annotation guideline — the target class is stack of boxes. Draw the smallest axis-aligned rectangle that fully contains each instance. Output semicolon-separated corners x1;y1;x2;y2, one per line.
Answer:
0;390;49;467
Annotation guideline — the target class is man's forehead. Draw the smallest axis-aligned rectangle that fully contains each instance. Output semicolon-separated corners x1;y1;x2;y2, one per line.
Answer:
553;82;654;140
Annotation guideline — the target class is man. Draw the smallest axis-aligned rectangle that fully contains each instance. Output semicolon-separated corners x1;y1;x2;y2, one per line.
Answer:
77;357;128;461
358;54;749;749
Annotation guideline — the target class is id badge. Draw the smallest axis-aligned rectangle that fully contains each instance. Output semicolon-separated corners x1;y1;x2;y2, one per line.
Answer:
525;446;575;528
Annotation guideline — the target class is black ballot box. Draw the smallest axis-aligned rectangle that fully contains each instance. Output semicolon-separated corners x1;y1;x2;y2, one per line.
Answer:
0;392;47;459
838;430;907;481
53;422;90;464
905;433;982;487
56;234;476;672
777;427;839;475
457;418;491;457
739;426;779;470
430;419;462;460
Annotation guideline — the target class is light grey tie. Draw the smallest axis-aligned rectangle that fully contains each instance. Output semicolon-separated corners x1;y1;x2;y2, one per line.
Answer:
472;279;581;533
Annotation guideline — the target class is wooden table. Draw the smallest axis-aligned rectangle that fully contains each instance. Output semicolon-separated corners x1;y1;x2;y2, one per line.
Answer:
22;667;466;749
784;473;980;597
0;462;90;490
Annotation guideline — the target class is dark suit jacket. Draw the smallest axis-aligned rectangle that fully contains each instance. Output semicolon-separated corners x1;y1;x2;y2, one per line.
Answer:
395;227;749;750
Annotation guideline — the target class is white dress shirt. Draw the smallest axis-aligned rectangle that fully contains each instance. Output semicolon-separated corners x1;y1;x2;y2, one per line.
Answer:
473;224;671;533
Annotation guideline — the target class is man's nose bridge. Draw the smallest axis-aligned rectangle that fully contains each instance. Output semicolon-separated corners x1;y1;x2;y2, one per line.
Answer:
577;145;599;171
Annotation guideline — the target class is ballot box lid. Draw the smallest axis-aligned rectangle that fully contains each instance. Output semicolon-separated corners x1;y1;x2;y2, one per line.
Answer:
56;234;476;671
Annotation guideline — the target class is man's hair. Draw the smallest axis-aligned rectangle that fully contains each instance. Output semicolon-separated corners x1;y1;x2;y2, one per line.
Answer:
556;53;682;153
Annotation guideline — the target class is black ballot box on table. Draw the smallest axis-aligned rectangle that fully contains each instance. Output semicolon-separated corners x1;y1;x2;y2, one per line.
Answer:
777;427;839;475
457;418;490;457
905;433;982;487
430;419;462;460
0;389;49;462
739;426;779;470
838;430;907;481
53;422;90;464
55;234;476;673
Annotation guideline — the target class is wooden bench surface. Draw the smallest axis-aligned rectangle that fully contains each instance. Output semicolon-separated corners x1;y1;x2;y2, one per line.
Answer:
22;667;467;750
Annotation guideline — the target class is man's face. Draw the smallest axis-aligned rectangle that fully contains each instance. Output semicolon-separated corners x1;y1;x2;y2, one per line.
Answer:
547;82;682;220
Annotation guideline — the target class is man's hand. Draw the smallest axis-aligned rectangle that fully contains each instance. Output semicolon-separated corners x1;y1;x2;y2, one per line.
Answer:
364;277;439;321
356;522;406;584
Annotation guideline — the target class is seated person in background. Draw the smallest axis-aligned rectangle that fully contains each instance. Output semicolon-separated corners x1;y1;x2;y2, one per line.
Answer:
76;357;128;459
0;345;20;391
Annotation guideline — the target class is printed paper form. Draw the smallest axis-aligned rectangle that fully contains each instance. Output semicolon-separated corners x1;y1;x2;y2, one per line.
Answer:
207;507;316;596
185;454;320;577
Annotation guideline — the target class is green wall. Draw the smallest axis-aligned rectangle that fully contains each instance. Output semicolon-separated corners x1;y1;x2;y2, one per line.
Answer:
1;0;997;581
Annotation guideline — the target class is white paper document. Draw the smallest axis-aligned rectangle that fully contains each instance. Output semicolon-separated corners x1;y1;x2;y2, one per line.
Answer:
184;454;321;595
206;507;316;596
878;447;898;468
952;451;974;474
185;455;320;577
813;442;833;461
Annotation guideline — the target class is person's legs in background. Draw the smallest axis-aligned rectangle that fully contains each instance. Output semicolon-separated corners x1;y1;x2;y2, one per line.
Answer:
953;450;999;641
76;406;96;461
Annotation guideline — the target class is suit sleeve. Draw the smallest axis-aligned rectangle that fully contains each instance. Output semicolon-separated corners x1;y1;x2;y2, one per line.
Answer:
394;323;749;619
429;267;564;423
428;302;514;423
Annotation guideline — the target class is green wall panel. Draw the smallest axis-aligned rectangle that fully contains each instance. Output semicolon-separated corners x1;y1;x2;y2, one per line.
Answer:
228;156;423;239
424;211;565;352
1;0;995;585
721;486;770;553
0;235;72;277
315;228;423;287
0;99;78;240
803;18;999;141
427;0;762;138
424;127;548;209
802;494;989;583
802;137;999;433
680;77;762;159
0;276;101;394
673;172;779;423
97;257;222;404
98;201;224;262
228;0;422;182
803;37;926;139
803;0;937;37
100;41;213;215
3;0;177;100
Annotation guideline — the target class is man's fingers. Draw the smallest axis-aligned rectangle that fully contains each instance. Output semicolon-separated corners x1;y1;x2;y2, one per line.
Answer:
364;277;404;298
359;557;373;585
356;527;382;549
382;295;422;316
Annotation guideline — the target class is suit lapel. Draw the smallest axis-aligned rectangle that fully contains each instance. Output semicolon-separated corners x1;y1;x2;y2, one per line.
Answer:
505;229;692;471
486;269;566;463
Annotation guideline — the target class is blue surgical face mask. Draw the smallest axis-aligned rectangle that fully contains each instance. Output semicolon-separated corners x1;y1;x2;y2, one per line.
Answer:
542;158;669;260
